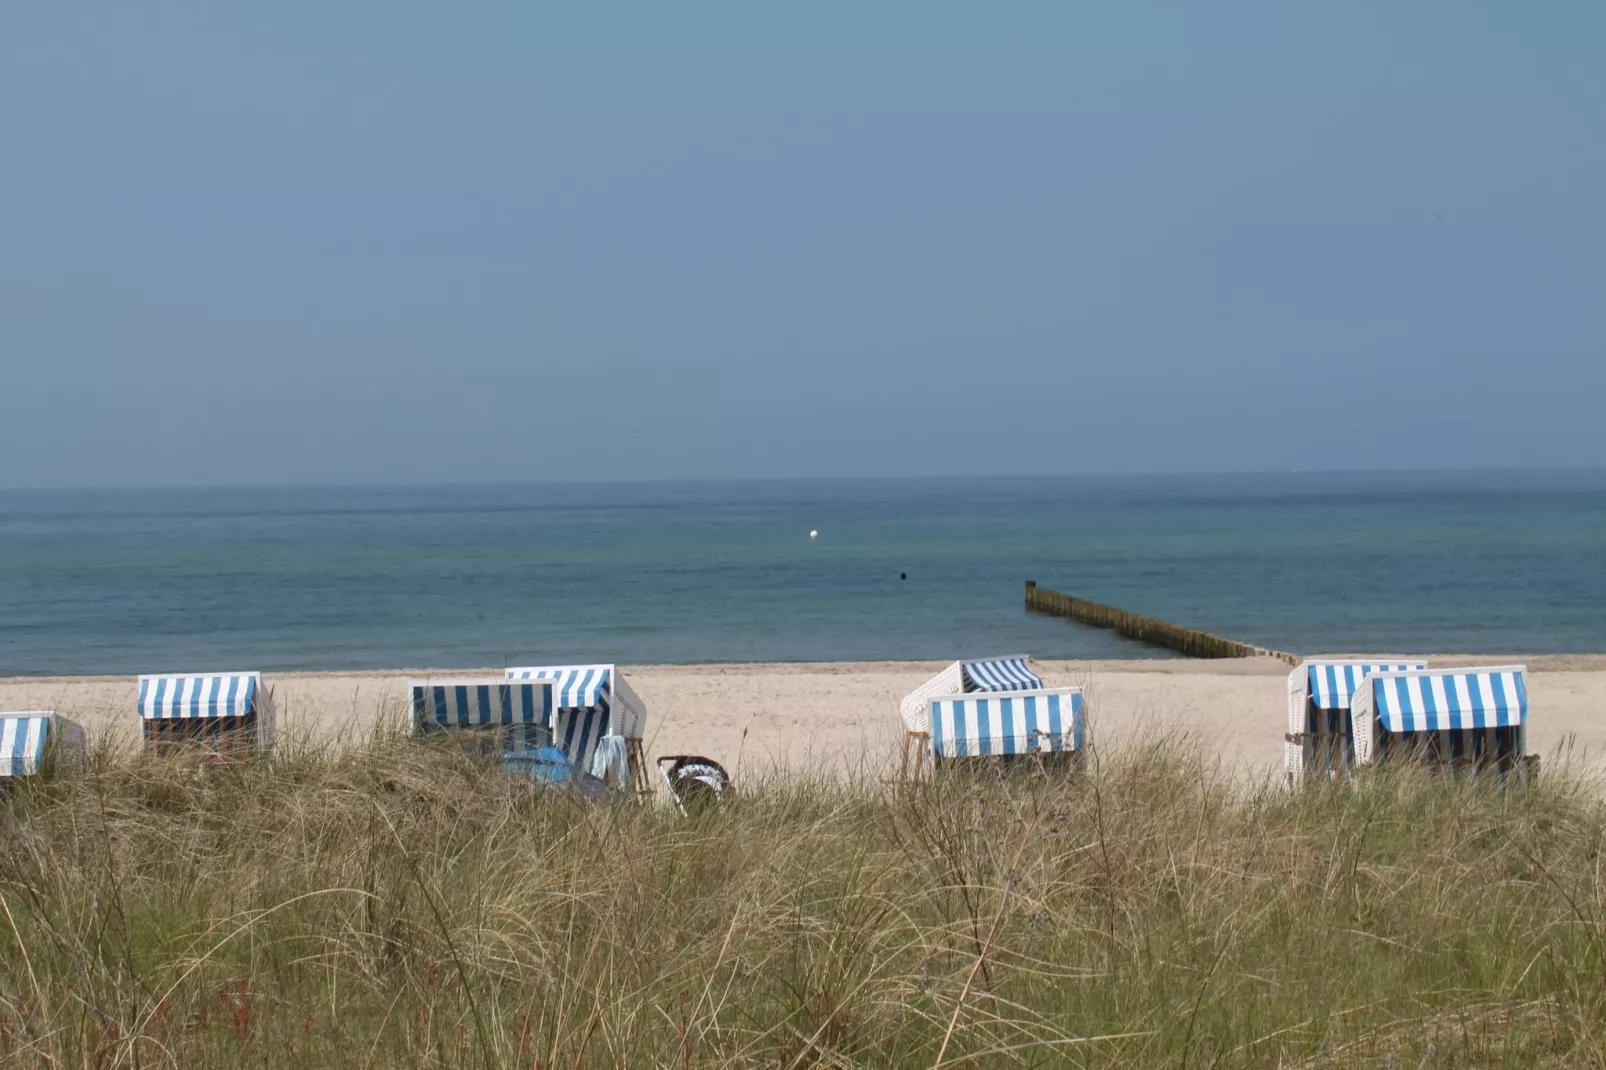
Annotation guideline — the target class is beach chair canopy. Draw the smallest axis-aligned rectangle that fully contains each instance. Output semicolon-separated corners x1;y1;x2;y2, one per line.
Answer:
505;664;647;776
962;657;1045;692
138;672;275;754
900;655;1045;733
1297;661;1428;711
1;713;53;777
1359;667;1528;733
1355;661;1528;761
139;672;262;720
410;679;553;731
930;689;1083;758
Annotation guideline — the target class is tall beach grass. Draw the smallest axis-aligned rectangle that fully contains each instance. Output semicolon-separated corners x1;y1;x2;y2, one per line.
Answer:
2;735;1604;1067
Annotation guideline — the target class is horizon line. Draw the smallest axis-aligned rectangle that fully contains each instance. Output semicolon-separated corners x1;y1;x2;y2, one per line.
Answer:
4;464;1605;494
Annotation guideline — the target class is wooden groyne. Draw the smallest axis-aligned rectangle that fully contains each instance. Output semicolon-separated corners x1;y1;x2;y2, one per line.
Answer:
1025;581;1299;664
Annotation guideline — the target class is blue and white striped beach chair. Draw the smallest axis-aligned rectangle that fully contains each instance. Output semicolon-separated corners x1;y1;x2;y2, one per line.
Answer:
505;665;649;795
898;656;1084;777
408;677;555;755
139;672;274;757
1286;660;1425;786
1;711;85;783
1350;665;1532;776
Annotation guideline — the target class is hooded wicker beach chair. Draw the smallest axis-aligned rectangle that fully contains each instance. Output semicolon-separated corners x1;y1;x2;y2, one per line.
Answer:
139;672;274;757
897;655;1084;778
1350;665;1533;777
1285;660;1425;786
505;665;650;795
409;676;554;753
1;710;86;786
409;676;617;796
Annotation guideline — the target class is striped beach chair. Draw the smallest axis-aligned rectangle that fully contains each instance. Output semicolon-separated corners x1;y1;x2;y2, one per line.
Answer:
1286;660;1425;786
139;672;274;757
505;665;649;795
1350;665;1531;776
898;656;1084;777
1;711;85;784
408;677;555;755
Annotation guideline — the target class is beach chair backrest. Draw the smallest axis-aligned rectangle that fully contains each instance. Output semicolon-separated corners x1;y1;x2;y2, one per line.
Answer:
1;713;54;778
409;679;552;732
927;687;1084;758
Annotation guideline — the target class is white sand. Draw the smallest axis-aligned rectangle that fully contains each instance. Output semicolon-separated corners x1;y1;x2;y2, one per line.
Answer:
6;656;1605;782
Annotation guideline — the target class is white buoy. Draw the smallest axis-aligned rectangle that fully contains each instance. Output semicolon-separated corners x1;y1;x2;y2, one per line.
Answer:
809;529;819;539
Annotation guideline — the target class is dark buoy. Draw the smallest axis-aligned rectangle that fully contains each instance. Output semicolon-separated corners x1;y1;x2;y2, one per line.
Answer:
900;572;907;580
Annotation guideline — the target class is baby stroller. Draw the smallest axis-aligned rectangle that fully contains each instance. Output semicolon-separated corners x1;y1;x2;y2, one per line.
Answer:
657;754;730;816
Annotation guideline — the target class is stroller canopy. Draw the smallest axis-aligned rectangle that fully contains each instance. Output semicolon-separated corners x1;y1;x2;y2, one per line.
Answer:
659;755;730;814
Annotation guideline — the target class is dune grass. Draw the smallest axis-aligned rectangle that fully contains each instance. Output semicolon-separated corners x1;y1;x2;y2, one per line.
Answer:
2;737;1605;1068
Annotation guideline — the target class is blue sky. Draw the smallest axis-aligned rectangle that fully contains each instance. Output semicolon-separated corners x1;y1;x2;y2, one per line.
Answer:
2;2;1602;487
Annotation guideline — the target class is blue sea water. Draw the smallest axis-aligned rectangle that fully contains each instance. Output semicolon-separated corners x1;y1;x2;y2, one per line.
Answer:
1;471;1604;675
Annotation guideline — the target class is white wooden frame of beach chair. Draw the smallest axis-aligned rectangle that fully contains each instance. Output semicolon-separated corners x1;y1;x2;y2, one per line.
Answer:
137;672;275;758
896;656;1062;779
407;677;556;756
505;665;651;796
1285;660;1425;787
1;711;86;781
1350;665;1531;774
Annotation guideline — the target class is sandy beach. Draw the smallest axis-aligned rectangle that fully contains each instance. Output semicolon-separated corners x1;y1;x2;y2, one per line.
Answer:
6;655;1605;782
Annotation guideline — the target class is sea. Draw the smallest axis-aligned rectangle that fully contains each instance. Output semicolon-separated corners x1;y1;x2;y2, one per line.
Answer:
1;470;1604;676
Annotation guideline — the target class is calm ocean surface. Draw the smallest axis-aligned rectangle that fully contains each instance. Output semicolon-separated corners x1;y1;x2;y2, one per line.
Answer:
1;472;1604;675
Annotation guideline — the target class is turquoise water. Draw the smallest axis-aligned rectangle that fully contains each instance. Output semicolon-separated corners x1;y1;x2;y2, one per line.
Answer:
1;471;1603;675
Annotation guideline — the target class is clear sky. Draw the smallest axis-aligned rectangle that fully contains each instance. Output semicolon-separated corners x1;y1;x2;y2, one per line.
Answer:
3;3;1603;488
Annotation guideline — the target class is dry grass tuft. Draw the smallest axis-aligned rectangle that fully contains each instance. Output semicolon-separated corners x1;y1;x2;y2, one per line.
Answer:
2;735;1604;1067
